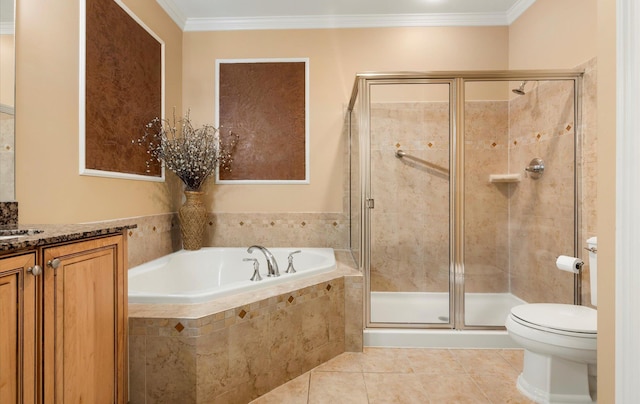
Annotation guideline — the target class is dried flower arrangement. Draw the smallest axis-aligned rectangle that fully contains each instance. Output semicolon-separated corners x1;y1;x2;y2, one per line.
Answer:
134;111;238;191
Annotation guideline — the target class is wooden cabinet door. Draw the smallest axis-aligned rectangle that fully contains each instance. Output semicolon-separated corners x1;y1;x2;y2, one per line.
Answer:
42;235;126;404
0;252;38;404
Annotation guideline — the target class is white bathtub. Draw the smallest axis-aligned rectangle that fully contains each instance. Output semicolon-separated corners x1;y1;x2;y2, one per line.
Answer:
128;247;336;304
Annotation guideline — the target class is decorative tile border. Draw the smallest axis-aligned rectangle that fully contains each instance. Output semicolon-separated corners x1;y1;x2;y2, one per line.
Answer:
122;211;350;269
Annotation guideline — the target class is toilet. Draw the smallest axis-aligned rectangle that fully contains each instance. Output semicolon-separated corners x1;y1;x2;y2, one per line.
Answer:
506;237;598;403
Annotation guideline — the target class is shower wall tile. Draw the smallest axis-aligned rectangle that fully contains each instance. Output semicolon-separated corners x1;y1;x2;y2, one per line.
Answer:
369;102;450;293
508;78;581;304
464;101;510;293
579;57;598;306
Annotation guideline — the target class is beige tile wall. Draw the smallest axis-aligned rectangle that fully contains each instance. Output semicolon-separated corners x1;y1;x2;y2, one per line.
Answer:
464;100;510;293
369;102;451;293
123;212;350;269
507;62;599;305
579;58;598;307
508;78;577;304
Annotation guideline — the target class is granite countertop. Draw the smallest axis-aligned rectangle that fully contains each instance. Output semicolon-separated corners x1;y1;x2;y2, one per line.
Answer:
0;222;137;253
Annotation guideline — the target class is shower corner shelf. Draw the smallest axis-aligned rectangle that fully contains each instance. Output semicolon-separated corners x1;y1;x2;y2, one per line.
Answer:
489;173;522;183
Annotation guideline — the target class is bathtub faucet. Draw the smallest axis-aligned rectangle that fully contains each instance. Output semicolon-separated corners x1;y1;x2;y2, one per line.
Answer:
247;245;280;277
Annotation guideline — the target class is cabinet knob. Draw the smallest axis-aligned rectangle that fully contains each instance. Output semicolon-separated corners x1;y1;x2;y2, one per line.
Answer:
28;265;43;276
48;258;61;269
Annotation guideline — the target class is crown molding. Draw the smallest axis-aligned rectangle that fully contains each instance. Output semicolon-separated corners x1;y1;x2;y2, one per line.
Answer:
155;0;186;30
506;0;537;24
183;12;511;32
157;0;536;32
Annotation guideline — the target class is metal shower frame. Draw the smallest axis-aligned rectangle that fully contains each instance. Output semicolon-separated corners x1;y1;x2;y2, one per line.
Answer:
348;69;584;331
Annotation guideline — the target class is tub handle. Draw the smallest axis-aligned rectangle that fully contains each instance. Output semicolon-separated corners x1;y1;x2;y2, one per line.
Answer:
243;258;262;281
286;250;302;274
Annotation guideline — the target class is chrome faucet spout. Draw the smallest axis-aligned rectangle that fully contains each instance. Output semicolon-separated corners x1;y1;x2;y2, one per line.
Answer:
247;245;280;277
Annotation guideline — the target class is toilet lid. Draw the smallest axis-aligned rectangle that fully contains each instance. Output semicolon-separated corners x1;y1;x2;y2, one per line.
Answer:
511;303;597;334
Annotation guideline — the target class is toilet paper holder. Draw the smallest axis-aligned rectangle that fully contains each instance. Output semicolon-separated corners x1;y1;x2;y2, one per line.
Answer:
556;255;584;306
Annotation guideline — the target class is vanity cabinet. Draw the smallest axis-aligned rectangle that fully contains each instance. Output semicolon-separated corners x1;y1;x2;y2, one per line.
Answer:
0;252;37;404
0;233;127;404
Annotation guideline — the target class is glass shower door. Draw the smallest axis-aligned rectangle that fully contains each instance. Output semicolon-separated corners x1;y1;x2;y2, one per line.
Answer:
367;81;454;327
462;79;578;327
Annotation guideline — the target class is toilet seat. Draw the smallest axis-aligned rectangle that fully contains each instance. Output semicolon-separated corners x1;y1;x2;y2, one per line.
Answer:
510;303;597;338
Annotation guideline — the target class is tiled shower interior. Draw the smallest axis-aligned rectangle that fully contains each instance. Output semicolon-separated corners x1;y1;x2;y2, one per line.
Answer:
365;59;597;328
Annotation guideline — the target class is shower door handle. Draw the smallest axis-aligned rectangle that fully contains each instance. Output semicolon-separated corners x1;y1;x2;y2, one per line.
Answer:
366;199;375;209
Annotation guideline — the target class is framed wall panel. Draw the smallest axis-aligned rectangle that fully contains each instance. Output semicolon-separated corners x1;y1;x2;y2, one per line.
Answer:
79;0;165;181
215;58;309;184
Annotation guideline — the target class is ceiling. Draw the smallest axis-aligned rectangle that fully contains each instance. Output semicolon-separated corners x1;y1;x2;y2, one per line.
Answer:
157;0;537;32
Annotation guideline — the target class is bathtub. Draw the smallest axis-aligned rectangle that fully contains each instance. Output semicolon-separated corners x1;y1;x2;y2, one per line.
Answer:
128;247;336;304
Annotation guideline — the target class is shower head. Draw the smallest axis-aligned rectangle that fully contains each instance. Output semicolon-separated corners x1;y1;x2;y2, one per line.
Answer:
512;81;528;95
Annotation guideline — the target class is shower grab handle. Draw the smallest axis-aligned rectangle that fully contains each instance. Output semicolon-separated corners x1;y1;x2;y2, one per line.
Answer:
394;149;450;175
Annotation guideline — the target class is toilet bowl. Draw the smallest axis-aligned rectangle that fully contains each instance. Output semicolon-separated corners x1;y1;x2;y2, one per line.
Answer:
506;237;598;404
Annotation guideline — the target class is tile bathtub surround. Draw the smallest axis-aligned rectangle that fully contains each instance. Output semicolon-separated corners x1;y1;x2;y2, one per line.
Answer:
0;201;18;227
128;252;364;404
251;348;533;404
204;212;349;249
123;212;350;270
123;213;181;268
129;278;348;403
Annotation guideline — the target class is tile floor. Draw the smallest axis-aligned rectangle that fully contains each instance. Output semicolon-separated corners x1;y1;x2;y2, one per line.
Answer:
251;348;534;404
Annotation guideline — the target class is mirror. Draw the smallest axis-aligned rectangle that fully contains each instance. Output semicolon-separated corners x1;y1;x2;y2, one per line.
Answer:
0;0;15;201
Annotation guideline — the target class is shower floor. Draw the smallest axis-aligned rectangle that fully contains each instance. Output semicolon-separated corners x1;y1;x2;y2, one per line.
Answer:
370;291;526;326
366;292;527;348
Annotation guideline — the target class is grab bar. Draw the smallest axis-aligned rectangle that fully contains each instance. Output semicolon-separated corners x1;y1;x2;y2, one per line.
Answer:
394;149;450;175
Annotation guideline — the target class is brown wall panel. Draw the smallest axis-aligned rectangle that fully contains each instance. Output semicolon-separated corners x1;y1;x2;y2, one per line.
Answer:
85;0;162;177
218;61;306;181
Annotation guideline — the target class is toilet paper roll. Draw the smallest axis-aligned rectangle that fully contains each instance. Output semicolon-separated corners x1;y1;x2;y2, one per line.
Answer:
556;255;583;274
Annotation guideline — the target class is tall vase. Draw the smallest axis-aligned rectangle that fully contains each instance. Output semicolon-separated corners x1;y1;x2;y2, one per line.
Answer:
179;191;207;250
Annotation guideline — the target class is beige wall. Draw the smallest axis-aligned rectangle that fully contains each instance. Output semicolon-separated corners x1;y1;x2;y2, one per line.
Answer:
15;0;183;224
509;0;597;69
596;0;616;401
183;26;508;213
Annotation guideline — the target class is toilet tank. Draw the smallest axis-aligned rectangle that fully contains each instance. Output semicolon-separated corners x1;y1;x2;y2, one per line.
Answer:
587;236;597;306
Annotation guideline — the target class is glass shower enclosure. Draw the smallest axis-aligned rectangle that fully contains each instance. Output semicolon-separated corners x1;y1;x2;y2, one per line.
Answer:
348;71;583;331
